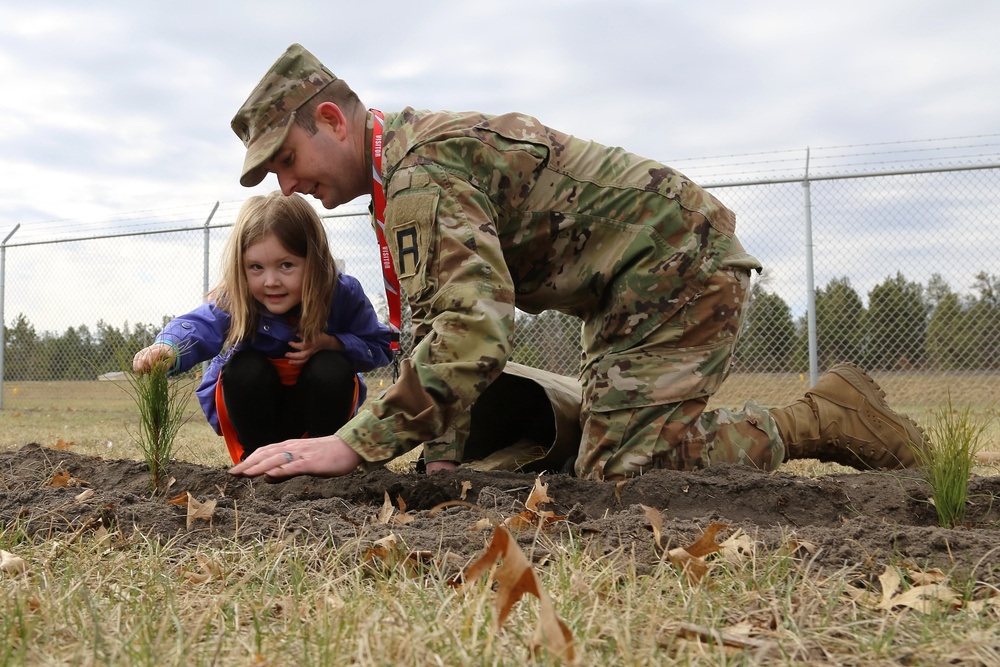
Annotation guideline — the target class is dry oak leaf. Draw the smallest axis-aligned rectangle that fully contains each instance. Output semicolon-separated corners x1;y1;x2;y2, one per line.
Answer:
168;491;217;530
1;549;30;575
667;522;730;585
641;505;665;551
505;476;566;530
48;470;89;488
377;491;414;526
459;525;576;665
877;565;960;613
53;438;75;450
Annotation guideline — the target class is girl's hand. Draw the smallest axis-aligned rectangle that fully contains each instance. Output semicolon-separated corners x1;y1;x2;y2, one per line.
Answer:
286;333;343;365
132;343;175;373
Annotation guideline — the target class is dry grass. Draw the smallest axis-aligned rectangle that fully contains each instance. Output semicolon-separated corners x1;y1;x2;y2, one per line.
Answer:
3;519;999;665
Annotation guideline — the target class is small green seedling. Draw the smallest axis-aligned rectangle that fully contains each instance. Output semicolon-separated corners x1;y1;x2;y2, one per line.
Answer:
916;397;993;528
116;348;193;494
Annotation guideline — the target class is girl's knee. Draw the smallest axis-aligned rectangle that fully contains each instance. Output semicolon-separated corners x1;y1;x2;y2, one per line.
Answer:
300;350;354;387
222;349;274;385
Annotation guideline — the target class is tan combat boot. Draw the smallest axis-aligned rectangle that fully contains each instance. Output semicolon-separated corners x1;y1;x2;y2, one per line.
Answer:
770;362;928;470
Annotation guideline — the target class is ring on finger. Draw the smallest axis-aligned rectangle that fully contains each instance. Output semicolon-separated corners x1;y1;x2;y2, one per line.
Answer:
283;451;293;463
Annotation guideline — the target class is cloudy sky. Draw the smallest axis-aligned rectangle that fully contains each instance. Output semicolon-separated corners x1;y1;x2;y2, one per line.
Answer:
1;0;999;332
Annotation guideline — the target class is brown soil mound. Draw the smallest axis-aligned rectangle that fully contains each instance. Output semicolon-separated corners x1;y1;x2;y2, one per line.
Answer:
3;443;999;582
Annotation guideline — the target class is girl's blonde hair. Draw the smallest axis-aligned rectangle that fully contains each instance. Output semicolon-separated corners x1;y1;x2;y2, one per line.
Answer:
214;191;338;350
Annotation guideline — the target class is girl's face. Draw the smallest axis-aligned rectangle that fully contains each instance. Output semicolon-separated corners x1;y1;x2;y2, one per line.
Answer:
243;234;305;315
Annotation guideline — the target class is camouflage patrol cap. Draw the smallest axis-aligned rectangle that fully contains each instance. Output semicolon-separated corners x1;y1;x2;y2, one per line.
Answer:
231;44;337;187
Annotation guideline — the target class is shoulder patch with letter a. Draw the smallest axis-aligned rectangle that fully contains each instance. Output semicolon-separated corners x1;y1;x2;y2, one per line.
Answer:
387;190;438;281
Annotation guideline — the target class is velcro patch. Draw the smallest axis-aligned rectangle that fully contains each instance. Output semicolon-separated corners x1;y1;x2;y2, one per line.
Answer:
386;190;438;282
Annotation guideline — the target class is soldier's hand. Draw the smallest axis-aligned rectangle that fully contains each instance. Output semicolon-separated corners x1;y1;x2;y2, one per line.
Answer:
229;435;364;479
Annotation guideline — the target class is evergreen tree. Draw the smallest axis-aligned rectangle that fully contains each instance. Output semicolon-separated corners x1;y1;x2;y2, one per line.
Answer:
4;313;39;381
866;272;927;370
814;277;865;369
735;289;796;372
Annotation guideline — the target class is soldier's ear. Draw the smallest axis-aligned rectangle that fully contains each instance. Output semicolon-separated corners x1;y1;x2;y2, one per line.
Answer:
315;102;348;138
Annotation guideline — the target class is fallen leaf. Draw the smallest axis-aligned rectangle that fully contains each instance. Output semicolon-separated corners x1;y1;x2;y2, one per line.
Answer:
504;476;566;530
472;517;493;532
460;480;472;500
877;566;902;609
641;505;665;552
377;492;394;524
365;533;399;563
683;523;729;558
167;491;189;506
74;488;95;502
525;476;553;512
881;584;960;612
459;525;575;664
186;494;217;530
54;438;75;450
876;565;960;612
1;549;29;575
48;470;89;488
377;492;414;526
667;523;730;584
907;566;948;586
719;529;755;565
184;553;224;584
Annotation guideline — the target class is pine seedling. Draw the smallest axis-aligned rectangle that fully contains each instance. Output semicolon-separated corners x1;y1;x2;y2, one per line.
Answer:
916;397;993;528
115;347;194;494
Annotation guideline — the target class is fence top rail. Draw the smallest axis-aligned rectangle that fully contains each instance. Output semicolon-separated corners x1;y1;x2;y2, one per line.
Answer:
702;162;1000;189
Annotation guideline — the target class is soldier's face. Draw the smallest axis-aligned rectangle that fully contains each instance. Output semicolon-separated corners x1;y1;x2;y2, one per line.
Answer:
268;122;359;209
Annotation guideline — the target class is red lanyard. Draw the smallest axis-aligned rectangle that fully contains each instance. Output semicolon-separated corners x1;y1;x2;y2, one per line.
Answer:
370;109;402;379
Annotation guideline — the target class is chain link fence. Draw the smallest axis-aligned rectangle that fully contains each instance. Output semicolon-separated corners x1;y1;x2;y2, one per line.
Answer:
2;159;998;412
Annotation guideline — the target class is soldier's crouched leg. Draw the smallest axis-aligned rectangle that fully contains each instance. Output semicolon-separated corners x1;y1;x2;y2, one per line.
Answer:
576;398;784;481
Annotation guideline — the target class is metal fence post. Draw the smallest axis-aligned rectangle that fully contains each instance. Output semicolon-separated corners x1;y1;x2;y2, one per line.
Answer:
203;201;219;299
201;202;219;375
802;149;819;387
1;224;22;409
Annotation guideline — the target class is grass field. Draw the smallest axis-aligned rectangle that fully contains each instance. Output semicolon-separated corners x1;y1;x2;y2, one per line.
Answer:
2;372;996;470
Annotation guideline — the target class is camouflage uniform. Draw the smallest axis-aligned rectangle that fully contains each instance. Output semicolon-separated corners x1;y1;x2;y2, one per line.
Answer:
331;108;782;480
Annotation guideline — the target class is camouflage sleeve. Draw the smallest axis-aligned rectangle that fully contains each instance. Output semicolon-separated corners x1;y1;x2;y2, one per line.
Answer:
420;409;471;464
335;163;517;464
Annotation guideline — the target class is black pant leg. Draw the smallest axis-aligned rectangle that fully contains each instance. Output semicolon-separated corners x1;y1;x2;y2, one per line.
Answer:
220;349;286;457
290;350;358;437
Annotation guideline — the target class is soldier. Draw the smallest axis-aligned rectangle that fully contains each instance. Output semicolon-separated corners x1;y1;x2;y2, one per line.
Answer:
229;43;927;482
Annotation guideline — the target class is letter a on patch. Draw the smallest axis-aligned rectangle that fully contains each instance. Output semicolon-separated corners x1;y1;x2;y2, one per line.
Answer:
395;225;420;278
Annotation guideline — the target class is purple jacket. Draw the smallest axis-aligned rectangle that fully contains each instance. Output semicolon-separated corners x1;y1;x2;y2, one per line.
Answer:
154;272;392;434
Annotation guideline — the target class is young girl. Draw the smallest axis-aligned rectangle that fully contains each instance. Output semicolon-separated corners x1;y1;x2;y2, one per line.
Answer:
133;191;392;464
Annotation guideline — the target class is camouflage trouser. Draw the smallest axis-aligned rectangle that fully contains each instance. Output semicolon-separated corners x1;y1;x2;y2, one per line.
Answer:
576;259;786;481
